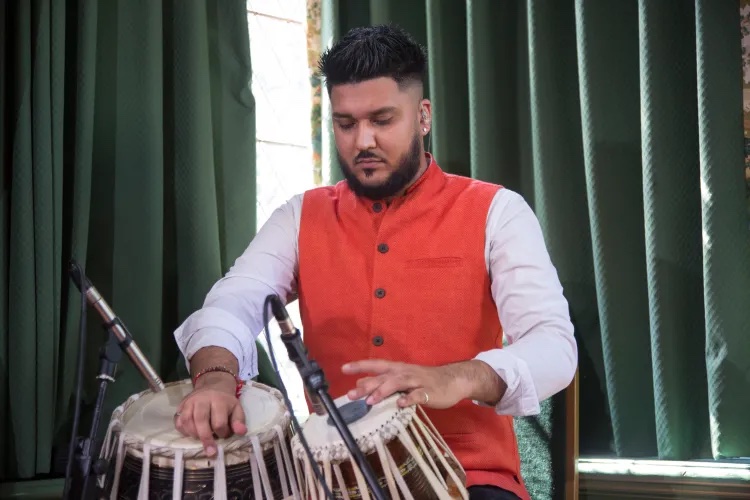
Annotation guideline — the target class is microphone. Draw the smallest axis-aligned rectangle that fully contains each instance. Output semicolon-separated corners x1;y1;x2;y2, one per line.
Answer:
69;260;165;393
268;295;326;415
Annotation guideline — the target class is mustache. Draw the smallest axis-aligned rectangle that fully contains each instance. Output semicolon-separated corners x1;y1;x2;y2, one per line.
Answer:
355;151;384;163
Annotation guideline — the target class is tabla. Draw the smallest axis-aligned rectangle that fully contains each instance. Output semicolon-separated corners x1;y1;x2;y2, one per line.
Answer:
98;379;300;500
290;394;468;500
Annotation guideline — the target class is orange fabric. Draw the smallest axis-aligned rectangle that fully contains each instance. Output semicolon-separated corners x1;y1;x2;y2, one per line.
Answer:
297;156;529;500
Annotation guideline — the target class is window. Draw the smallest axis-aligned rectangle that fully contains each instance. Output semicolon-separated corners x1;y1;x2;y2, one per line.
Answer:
247;0;319;419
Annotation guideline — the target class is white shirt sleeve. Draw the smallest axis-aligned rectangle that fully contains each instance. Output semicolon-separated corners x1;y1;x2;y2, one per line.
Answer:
473;188;578;416
173;194;303;380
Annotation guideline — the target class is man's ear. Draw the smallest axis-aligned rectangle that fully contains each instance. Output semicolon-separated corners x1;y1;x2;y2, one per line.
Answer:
420;99;432;134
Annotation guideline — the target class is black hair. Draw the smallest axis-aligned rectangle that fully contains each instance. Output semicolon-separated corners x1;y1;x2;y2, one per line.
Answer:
318;24;427;92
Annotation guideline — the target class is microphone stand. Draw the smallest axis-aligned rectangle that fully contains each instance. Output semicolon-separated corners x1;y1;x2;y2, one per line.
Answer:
281;330;387;500
67;327;123;500
65;260;163;500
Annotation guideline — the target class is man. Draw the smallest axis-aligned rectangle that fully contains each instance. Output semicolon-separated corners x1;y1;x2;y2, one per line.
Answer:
174;24;577;500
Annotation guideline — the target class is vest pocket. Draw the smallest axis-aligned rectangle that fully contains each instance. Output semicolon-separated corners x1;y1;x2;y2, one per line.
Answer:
398;260;483;366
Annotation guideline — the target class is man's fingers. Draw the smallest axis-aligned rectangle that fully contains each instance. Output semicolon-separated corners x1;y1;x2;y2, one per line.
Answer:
397;388;429;408
366;376;415;405
342;359;398;375
174;410;185;435
230;404;247;435
346;366;424;405
347;376;380;400
210;402;232;439
178;406;198;439
356;377;376;388
193;401;217;456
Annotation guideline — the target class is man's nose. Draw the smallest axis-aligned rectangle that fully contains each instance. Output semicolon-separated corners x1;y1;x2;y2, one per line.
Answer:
355;123;376;151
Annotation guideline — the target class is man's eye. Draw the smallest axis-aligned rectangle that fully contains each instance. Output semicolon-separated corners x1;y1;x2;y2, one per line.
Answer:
337;122;355;130
373;118;392;126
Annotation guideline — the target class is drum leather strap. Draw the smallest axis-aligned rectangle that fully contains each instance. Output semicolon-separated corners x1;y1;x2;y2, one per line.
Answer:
192;366;245;398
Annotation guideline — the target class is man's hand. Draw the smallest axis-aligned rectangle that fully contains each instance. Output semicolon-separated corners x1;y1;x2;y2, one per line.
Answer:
175;347;246;457
342;359;507;409
174;372;247;457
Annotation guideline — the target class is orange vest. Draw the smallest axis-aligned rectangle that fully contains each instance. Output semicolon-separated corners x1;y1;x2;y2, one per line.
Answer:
297;157;529;499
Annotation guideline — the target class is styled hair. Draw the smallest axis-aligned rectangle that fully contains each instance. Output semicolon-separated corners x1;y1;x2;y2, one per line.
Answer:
318;24;427;92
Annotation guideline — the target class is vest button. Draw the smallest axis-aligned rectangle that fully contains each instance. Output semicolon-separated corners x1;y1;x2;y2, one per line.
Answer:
372;335;384;346
372;202;383;213
374;288;386;298
377;243;389;254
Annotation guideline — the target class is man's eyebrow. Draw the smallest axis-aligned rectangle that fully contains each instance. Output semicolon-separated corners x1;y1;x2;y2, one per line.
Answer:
332;107;398;119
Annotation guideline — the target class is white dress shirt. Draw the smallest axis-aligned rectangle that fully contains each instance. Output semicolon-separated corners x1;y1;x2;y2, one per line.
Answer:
174;187;578;417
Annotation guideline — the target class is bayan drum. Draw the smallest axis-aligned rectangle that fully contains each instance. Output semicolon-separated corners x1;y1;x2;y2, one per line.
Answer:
98;379;300;500
290;394;468;500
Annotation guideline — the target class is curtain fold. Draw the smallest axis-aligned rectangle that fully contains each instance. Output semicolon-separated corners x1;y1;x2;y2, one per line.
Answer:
427;0;470;178
696;0;750;459
321;0;750;497
574;0;656;458
57;0;99;448
638;0;710;460
467;0;528;189
0;0;260;480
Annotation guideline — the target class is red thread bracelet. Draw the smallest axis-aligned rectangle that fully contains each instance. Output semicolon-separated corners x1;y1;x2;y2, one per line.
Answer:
192;366;245;398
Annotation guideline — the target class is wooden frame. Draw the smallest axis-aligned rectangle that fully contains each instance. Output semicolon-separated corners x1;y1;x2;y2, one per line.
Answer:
579;465;750;499
565;369;579;500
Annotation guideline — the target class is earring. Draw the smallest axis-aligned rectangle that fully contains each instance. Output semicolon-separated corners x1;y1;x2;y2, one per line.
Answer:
423;128;427;132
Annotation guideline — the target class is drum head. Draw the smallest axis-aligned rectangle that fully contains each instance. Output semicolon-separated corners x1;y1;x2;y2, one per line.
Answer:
293;393;414;459
119;380;286;451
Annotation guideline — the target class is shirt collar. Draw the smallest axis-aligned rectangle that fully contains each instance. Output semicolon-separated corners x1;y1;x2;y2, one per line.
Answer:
402;152;438;197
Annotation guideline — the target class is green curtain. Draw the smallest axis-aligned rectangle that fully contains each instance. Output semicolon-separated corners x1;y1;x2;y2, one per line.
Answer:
0;0;267;482
322;0;750;497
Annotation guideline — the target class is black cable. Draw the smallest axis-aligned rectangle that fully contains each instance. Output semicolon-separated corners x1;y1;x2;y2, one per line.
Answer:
261;295;335;500
62;263;88;499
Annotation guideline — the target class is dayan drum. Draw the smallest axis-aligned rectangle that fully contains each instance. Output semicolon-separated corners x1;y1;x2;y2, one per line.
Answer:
97;380;300;500
290;394;468;500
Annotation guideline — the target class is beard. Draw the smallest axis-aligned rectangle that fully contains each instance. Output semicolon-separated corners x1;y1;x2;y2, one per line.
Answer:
337;133;422;200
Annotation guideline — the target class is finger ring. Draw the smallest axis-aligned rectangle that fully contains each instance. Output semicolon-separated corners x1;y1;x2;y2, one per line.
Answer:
423;392;429;405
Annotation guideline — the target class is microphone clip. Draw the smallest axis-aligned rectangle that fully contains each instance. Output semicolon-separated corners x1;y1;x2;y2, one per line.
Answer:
97;323;124;383
280;329;328;414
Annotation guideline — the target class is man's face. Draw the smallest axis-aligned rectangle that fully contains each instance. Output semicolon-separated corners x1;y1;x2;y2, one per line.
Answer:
331;77;430;200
